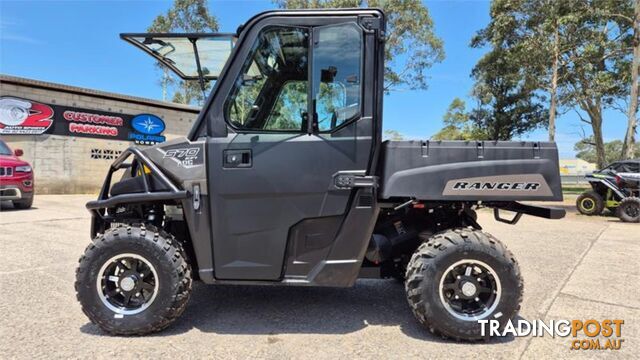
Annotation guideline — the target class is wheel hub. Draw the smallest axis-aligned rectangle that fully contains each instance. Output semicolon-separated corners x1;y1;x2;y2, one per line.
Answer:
624;204;639;217
439;259;502;321
96;253;159;315
460;281;477;297
119;276;137;292
582;198;595;210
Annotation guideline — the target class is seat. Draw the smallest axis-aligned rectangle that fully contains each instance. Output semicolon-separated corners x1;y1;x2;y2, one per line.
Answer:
110;175;170;196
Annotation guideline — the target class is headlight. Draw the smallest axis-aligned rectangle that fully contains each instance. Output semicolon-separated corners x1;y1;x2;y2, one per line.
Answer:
15;165;31;172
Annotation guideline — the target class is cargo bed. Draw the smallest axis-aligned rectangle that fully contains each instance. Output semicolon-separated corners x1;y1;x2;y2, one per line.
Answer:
379;140;563;201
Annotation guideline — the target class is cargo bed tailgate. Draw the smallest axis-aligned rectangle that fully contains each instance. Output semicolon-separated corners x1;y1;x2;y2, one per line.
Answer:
379;140;563;201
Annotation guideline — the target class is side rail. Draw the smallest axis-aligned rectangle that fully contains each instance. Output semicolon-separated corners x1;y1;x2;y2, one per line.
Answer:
86;147;188;212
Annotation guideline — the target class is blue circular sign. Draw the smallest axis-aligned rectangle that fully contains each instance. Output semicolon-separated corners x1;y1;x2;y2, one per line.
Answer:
131;114;165;135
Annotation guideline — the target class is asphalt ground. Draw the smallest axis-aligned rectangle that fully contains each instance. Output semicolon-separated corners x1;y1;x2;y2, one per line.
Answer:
0;195;638;359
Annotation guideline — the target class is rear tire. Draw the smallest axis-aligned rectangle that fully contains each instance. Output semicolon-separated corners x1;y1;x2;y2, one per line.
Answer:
75;224;192;335
405;228;523;341
617;197;640;223
576;191;604;215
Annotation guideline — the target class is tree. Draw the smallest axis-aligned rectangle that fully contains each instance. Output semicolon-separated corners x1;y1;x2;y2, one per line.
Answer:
467;46;549;140
470;0;563;141
575;137;640;164
621;0;640;159
147;0;219;105
383;129;405;140
432;98;489;140
273;0;445;92
474;0;635;168
557;1;633;168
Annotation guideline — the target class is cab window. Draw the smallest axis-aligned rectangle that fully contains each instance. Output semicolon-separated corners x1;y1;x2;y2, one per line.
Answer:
226;27;309;132
312;23;362;131
224;23;362;133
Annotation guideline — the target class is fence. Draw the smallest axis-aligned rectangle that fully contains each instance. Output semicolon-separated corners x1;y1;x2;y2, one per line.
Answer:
561;175;589;186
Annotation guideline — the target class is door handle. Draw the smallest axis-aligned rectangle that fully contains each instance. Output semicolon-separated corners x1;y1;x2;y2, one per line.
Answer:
223;149;252;168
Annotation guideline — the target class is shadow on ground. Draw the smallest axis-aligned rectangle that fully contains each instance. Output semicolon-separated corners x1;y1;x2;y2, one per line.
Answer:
0;201;37;211
80;279;515;344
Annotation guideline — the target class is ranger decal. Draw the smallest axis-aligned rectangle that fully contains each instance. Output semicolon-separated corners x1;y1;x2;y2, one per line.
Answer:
452;182;541;191
442;174;553;197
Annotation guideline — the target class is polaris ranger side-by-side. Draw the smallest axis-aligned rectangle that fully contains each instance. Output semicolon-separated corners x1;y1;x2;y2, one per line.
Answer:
75;9;565;340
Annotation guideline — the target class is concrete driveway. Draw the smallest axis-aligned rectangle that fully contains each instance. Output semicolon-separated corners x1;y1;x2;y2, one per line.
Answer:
0;195;638;359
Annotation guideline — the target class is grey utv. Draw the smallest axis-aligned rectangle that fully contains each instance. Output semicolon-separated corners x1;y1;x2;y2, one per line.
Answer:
75;8;565;340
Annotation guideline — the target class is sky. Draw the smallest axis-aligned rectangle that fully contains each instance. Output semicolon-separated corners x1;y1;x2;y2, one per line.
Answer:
0;0;631;158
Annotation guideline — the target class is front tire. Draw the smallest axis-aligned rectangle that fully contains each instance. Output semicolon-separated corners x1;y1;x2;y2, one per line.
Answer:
576;191;604;215
405;228;523;341
617;197;640;223
75;224;192;335
13;195;33;209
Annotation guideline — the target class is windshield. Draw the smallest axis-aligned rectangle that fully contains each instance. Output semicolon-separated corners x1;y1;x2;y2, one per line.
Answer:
0;140;12;155
122;34;235;80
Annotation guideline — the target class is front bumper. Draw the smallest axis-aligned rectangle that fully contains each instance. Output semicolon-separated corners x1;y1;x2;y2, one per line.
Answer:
86;146;186;238
0;185;33;201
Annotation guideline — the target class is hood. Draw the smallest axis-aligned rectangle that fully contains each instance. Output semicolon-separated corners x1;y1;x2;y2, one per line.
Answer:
0;154;29;167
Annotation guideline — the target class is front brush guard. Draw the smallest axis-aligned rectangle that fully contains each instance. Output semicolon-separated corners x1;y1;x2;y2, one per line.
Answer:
86;147;188;236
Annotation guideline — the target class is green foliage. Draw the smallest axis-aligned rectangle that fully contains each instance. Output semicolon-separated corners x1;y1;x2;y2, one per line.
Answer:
468;46;549;140
228;78;307;131
265;82;308;131
552;1;633;108
383;129;405;140
432;98;489;140
575;136;640;164
471;0;635;165
273;0;445;91
147;0;219;105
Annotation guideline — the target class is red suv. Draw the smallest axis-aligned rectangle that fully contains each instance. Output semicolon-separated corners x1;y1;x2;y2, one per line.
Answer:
0;139;34;209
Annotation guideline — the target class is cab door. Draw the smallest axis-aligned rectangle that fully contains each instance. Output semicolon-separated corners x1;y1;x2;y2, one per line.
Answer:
206;17;376;280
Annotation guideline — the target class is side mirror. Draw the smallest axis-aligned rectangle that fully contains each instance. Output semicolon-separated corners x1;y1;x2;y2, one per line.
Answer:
14;149;23;157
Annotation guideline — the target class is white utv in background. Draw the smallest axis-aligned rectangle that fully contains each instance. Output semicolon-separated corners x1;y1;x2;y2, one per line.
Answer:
75;8;565;340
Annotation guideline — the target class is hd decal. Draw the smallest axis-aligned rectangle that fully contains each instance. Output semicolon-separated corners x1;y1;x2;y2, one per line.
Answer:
0;97;54;135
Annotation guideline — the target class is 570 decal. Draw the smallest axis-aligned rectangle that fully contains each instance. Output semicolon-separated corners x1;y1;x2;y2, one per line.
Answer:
162;147;202;168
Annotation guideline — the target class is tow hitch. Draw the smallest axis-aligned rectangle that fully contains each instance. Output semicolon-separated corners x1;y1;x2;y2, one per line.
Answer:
493;201;566;225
